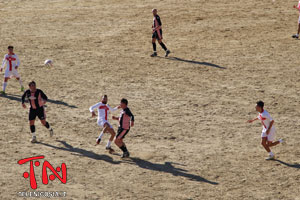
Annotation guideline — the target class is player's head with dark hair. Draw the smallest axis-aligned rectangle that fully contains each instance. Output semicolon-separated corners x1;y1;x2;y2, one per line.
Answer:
28;81;36;91
120;98;128;109
28;81;36;87
255;100;264;112
102;95;108;104
8;46;14;53
152;8;157;16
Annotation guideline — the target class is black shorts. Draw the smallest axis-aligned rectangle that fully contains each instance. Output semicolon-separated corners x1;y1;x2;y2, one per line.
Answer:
29;107;45;121
152;30;163;39
116;127;130;140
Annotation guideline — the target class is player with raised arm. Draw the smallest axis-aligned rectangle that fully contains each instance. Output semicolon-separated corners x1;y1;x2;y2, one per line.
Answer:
89;95;120;153
112;98;134;158
0;46;24;94
150;9;171;57
21;81;53;143
247;101;284;160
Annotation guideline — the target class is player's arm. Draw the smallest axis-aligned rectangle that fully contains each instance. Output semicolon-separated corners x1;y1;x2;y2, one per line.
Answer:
266;120;274;134
247;117;258;123
107;104;120;112
0;55;6;72
112;116;119;120
40;90;48;102
15;54;20;69
21;90;28;108
125;109;135;127
89;103;100;117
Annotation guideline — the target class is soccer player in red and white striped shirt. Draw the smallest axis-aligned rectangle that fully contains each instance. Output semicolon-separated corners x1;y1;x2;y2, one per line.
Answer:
0;46;24;94
247;101;284;160
89;95;120;153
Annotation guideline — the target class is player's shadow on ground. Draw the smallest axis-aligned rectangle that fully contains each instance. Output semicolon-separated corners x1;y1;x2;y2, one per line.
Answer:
274;159;300;169
159;56;226;69
0;94;77;108
123;157;219;185
38;140;120;165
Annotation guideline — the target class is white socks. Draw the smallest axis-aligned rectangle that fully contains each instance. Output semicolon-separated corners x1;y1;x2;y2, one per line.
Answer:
269;152;274;157
32;132;36;137
106;140;112;148
279;139;283;143
18;79;23;87
2;82;7;92
98;131;104;140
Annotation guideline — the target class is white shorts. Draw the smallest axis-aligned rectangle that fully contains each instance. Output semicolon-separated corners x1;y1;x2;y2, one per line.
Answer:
4;69;20;78
97;121;112;128
261;129;276;142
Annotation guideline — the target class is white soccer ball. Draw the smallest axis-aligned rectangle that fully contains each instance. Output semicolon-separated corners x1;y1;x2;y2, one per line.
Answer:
44;59;53;66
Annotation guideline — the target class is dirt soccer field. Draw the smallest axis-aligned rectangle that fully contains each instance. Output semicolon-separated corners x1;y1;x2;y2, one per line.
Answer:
0;0;300;199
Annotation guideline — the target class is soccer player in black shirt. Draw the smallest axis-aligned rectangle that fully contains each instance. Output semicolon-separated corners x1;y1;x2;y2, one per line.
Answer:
21;81;53;143
112;98;134;158
151;9;171;57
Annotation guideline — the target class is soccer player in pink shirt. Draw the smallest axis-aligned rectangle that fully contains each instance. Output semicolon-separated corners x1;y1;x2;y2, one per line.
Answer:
112;98;134;158
247;101;284;160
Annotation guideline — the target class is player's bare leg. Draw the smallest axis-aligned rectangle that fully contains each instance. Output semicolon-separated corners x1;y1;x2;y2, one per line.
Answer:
261;137;275;160
105;125;116;153
29;120;37;143
267;141;280;147
293;24;300;39
40;119;53;137
16;77;24;91
1;77;9;94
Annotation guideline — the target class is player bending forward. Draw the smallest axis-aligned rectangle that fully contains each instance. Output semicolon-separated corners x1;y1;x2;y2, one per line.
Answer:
89;95;120;153
0;46;24;94
151;9;171;57
112;98;134;158
293;1;300;39
247;101;284;160
22;81;54;143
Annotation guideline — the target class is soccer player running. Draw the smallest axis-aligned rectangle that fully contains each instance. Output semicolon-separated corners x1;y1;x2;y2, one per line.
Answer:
89;95;120;153
151;9;171;57
0;46;24;94
21;81;54;143
112;98;134;158
247;101;284;160
292;1;300;39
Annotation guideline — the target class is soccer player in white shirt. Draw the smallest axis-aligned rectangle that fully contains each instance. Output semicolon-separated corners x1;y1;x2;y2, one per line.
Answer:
0;46;24;94
89;95;120;153
292;1;300;39
247;101;284;160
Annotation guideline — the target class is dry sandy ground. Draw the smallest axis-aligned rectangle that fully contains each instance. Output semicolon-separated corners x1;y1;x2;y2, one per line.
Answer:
0;0;300;199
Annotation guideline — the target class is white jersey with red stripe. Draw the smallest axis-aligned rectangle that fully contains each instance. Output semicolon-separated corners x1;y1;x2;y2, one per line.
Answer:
257;110;275;133
89;102;118;126
1;53;20;72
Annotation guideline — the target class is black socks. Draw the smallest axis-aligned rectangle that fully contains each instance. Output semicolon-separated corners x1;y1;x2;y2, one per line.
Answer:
159;42;167;51
152;43;157;52
120;145;128;153
30;125;35;133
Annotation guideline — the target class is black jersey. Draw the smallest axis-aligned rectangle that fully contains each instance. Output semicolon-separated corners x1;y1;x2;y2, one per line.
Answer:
22;89;48;109
153;14;162;28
